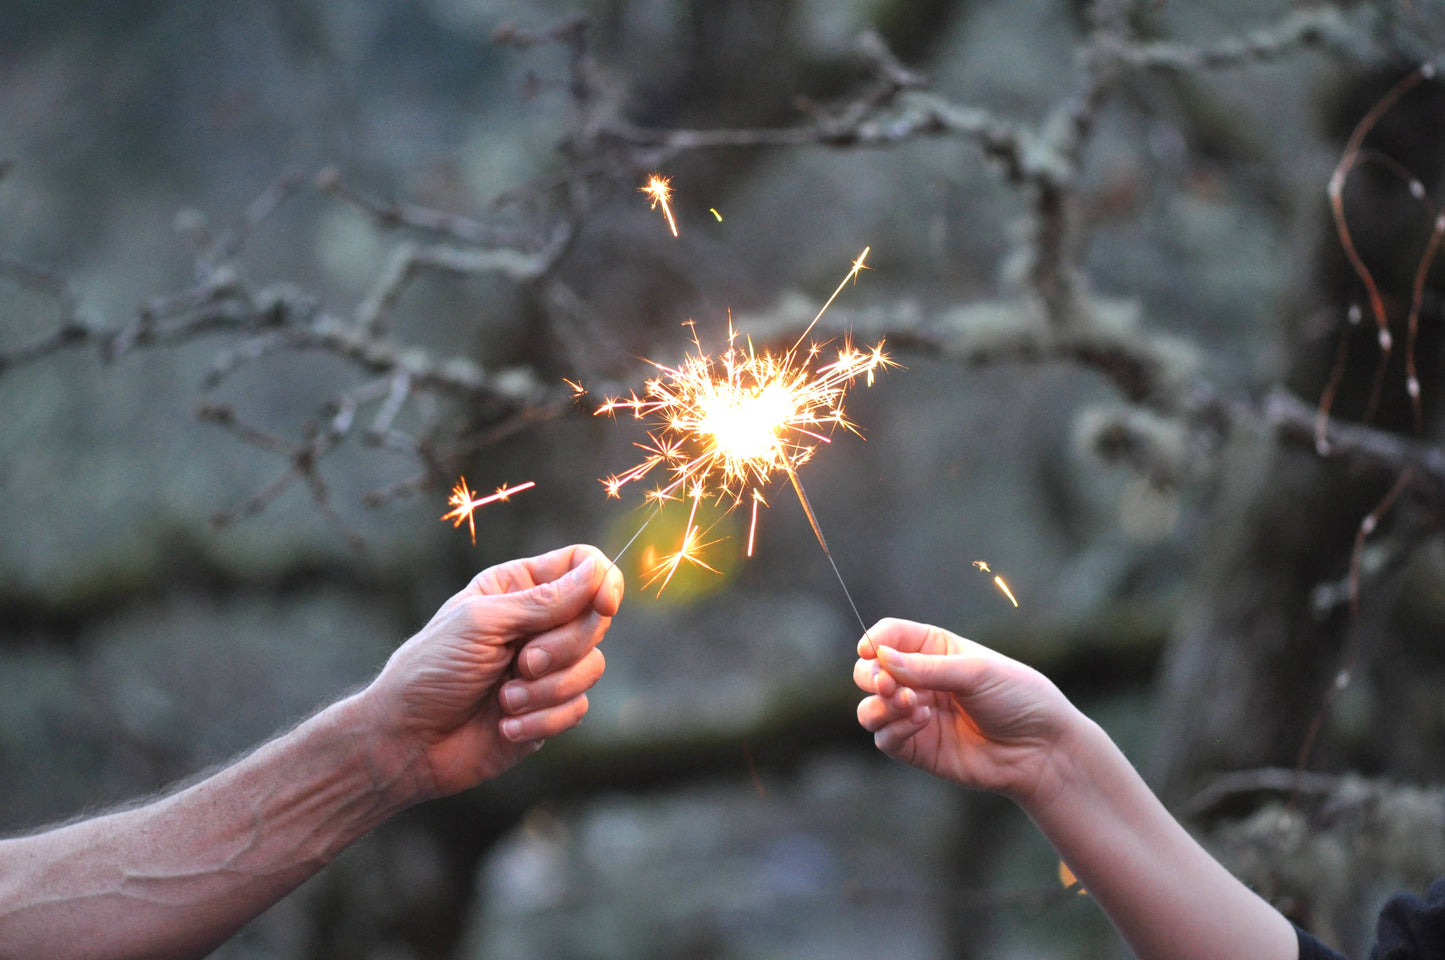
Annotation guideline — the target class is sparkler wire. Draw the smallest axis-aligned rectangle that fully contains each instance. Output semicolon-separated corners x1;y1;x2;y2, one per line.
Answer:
609;504;660;568
785;465;877;655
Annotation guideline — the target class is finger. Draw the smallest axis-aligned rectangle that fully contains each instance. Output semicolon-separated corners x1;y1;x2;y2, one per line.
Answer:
500;693;591;742
473;544;607;596
473;551;611;638
852;657;899;698
877;644;998;696
501;648;606;714
857;617;934;658
856;694;889;732
517;609;610;679
594;559;625;618
872;706;931;755
856;692;912;732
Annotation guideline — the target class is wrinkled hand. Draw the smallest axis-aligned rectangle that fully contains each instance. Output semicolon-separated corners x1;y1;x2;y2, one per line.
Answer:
366;544;623;800
854;618;1077;804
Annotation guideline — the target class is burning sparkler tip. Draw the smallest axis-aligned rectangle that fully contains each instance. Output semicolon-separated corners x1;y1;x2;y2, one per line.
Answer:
597;249;892;593
850;246;871;281
442;476;535;545
641;173;679;237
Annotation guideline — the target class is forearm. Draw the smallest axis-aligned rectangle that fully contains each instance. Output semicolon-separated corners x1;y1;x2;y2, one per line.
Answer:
0;693;417;960
1022;714;1297;960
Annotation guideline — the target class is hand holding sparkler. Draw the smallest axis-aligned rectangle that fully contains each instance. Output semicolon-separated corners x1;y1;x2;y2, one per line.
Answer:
854;618;1069;799
367;544;623;798
0;545;623;960
853;618;1300;960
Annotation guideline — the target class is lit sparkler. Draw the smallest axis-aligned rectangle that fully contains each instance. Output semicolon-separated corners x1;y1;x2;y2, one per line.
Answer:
972;560;1019;607
596;247;891;596
442;477;536;545
640;174;679;237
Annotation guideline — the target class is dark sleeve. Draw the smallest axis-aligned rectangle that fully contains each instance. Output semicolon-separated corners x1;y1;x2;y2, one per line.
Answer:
1371;877;1445;960
1298;923;1350;960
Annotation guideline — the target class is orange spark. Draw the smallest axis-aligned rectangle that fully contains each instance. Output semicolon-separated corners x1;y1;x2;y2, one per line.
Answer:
442;477;536;545
973;560;1019;607
597;249;892;585
641;174;679;237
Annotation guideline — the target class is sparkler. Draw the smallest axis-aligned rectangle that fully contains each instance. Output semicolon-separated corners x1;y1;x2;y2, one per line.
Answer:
972;560;1019;607
640;174;679;237
596;247;892;605
442;477;536;545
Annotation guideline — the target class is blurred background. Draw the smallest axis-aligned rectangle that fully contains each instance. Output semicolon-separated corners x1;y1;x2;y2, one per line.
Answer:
3;0;1445;957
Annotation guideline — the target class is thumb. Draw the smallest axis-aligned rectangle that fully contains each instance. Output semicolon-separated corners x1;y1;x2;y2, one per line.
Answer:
877;645;996;697
491;555;604;635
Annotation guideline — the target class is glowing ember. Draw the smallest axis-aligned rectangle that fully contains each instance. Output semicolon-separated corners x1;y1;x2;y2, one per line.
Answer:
597;248;891;591
972;560;1019;607
640;174;679;237
442;477;536;545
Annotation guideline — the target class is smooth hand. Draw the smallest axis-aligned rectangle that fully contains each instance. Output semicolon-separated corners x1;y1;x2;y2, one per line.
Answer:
366;544;623;800
854;618;1077;804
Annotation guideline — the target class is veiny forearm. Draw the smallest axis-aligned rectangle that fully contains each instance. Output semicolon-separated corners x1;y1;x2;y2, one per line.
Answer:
1022;715;1298;960
0;694;415;960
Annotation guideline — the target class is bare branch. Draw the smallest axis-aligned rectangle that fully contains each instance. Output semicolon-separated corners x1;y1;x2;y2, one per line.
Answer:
1268;389;1445;489
317;167;541;249
1092;7;1367;74
354;223;572;336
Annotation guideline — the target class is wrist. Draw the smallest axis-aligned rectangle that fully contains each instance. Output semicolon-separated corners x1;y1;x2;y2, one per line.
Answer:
328;689;432;814
1011;705;1109;818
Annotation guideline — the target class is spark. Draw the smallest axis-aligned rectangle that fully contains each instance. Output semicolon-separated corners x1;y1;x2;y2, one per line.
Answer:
710;208;723;222
442;477;536;545
597;248;893;589
640;491;723;594
972;560;1019;607
641;174;679;237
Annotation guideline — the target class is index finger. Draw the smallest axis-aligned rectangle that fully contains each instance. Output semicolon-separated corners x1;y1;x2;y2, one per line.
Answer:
473;544;608;597
857;618;957;659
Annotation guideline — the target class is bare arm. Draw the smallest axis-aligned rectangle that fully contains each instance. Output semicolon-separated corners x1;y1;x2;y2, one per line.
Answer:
0;695;406;960
1021;708;1298;960
0;544;624;960
855;618;1298;960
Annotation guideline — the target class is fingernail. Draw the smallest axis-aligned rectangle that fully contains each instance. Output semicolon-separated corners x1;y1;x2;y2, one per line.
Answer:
524;646;553;676
501;717;524;740
502;682;529;712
